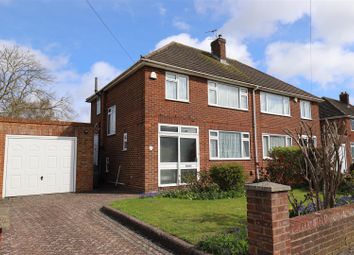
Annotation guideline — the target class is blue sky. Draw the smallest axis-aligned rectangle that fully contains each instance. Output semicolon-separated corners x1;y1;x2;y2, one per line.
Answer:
1;0;354;121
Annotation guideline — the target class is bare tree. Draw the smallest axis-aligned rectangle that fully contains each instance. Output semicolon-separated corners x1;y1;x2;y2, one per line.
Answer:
285;120;346;210
0;45;74;120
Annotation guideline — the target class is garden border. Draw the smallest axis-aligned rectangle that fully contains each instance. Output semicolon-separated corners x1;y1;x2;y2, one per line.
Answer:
100;205;209;255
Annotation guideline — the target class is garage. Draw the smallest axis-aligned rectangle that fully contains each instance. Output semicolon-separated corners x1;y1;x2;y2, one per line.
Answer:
4;135;77;197
0;118;93;198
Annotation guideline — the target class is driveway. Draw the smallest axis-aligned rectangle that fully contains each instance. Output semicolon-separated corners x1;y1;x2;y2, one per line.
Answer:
0;193;173;255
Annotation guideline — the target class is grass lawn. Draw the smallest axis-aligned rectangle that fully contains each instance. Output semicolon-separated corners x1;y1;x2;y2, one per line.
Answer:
111;188;307;245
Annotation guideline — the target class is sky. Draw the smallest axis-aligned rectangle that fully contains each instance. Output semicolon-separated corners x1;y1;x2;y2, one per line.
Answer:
1;0;354;122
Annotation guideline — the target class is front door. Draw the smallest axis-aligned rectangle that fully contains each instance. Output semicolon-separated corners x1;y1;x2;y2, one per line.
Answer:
158;124;199;187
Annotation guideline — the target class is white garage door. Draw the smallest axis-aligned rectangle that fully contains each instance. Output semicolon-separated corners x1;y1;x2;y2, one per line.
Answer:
3;135;77;197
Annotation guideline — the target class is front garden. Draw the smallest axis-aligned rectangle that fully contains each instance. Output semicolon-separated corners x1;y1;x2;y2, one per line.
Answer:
111;163;323;255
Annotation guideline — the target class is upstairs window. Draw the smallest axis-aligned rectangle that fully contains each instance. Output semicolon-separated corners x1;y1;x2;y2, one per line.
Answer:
351;119;354;131
122;132;128;151
107;105;116;136
165;72;189;102
262;134;292;158
208;81;248;110
96;97;101;115
260;92;290;116
300;100;312;119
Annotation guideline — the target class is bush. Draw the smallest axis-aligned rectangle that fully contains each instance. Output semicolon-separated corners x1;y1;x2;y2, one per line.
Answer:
197;227;248;255
159;166;245;200
339;168;354;196
266;146;305;186
209;164;245;192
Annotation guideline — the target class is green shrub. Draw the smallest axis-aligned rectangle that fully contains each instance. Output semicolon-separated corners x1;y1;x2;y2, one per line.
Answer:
197;227;248;255
266;146;305;186
210;164;245;192
339;168;354;196
159;169;244;200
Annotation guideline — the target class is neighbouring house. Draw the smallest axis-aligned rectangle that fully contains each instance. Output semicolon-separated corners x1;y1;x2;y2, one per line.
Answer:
87;36;322;192
320;92;354;170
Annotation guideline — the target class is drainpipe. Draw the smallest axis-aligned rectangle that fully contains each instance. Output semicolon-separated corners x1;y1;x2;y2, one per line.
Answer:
252;86;260;180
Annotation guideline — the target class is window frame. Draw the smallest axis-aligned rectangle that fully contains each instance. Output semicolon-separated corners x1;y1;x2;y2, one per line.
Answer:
351;119;354;131
262;133;292;159
96;97;101;115
209;130;251;160
207;81;248;111
158;123;200;187
107;105;116;136
300;135;317;147
122;132;128;151
260;91;291;117
351;143;354;163
165;72;189;102
300;100;312;120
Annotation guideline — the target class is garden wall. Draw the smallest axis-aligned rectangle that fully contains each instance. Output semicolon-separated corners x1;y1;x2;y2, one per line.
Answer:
290;204;354;254
246;182;354;255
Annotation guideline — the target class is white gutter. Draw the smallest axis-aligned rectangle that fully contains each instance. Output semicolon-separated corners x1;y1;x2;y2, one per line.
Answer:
253;86;260;180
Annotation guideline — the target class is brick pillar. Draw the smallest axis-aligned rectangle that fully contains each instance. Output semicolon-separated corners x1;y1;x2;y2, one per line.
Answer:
245;182;291;255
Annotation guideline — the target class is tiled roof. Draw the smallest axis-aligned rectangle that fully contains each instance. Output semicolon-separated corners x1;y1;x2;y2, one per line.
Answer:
320;97;354;118
144;42;320;100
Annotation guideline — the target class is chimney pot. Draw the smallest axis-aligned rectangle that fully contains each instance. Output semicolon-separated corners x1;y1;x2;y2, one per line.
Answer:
211;35;226;62
339;91;350;105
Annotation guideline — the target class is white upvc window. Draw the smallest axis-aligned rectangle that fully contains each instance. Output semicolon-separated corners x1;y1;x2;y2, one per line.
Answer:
300;135;317;147
351;119;354;131
262;134;292;159
123;132;128;151
300;100;312;120
165;72;189;102
351;143;354;163
107;105;116;136
209;130;250;160
208;81;248;110
96;97;101;115
260;91;290;116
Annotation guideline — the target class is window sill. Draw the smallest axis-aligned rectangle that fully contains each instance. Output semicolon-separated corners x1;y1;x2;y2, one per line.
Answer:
107;133;116;137
209;158;251;161
301;117;312;121
165;98;190;104
260;111;291;118
208;104;248;112
122;149;127;152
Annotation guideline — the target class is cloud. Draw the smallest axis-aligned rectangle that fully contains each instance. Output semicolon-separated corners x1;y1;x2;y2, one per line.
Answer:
158;5;166;16
155;33;254;66
0;40;120;122
194;0;308;40
172;19;190;31
266;42;354;88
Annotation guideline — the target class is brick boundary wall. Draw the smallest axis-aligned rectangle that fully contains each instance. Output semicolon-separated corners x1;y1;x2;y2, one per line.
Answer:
246;182;354;255
0;117;94;197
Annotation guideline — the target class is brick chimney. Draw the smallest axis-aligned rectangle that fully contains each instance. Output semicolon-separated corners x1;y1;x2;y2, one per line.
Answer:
339;92;350;105
211;35;226;63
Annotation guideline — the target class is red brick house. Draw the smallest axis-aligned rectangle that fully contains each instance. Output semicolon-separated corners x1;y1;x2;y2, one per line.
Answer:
87;37;322;192
320;92;354;170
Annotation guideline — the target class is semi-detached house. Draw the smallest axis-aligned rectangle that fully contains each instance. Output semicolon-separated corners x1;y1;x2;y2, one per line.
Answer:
86;36;322;192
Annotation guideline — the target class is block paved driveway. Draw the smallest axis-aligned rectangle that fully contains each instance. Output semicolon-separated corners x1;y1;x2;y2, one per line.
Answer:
0;193;173;255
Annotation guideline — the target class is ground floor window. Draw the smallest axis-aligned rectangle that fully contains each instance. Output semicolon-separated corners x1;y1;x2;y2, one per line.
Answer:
159;124;199;187
209;130;250;160
351;143;354;163
262;134;292;158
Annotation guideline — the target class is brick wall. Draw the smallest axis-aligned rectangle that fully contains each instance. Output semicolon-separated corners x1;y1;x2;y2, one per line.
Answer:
290;204;354;254
91;68;146;192
246;182;354;255
0;117;93;197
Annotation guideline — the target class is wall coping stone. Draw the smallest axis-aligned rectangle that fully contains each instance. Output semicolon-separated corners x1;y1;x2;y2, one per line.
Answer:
245;181;291;193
